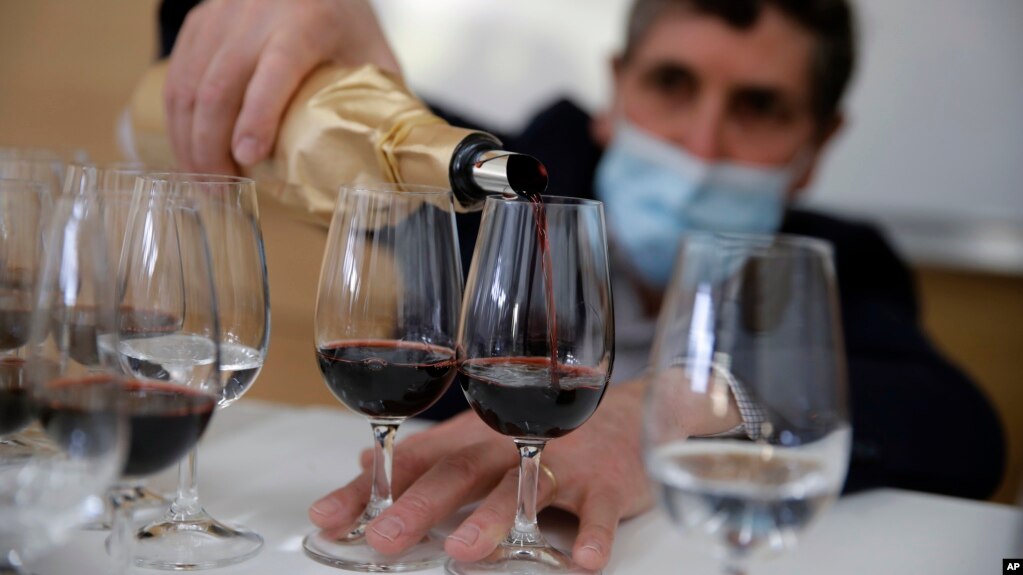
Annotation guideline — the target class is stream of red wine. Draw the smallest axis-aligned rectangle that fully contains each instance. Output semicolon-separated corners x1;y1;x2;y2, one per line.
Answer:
527;194;559;389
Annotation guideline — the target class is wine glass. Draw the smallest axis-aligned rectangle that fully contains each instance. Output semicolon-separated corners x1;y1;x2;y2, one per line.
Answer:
448;195;614;575
0;192;129;575
62;163;174;527
63;162;144;193
303;183;463;572
0;179;46;457
0;149;64;202
106;182;223;570
131;173;269;569
644;233;851;575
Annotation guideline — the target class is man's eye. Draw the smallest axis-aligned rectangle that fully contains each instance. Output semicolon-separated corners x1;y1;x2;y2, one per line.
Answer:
733;91;789;123
647;67;695;98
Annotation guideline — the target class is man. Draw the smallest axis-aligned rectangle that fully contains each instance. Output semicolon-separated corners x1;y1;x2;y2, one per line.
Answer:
158;0;1005;570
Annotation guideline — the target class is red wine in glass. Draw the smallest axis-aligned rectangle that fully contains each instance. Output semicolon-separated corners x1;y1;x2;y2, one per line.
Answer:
0;302;33;352
39;377;217;477
459;357;607;439
0;268;36;352
450;195;613;575
317;340;457;419
0;358;32;436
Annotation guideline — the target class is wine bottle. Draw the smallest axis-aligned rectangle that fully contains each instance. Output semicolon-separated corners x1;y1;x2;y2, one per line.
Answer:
124;62;547;221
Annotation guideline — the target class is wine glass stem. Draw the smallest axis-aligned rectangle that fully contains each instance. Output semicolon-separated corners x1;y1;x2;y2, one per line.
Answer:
169;448;203;520
367;420;400;518
507;438;548;546
109;489;135;575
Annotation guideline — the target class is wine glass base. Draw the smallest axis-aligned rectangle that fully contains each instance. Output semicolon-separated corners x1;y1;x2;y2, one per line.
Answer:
303;529;447;573
445;543;600;575
0;434;38;460
82;485;168;531
130;515;263;570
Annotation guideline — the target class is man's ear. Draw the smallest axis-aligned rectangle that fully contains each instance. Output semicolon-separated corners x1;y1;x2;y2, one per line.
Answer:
789;112;845;198
612;53;625;82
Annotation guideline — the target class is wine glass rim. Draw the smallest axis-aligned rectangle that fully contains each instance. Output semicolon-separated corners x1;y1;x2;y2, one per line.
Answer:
0;177;47;192
687;232;834;258
339;182;453;197
63;164;146;195
67;162;146;174
143;172;255;186
486;194;603;207
61;190;204;216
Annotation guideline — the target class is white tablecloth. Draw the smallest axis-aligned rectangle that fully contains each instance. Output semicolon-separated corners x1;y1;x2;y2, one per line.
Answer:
30;400;1023;574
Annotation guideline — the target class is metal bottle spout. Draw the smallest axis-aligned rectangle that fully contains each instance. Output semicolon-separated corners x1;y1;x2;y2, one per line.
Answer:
471;151;549;198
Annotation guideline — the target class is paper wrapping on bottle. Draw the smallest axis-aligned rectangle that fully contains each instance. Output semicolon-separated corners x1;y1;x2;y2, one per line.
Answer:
128;62;478;227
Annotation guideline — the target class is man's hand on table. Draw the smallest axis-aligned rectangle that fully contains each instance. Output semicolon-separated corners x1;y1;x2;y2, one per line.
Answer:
308;380;653;571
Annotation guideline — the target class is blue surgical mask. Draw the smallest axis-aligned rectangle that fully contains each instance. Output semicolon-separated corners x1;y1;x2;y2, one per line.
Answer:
595;119;799;288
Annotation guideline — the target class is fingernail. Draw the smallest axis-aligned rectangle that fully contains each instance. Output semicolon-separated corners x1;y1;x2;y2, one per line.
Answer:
446;524;480;547
233;136;262;165
310;498;341;518
581;541;604;559
371;516;404;542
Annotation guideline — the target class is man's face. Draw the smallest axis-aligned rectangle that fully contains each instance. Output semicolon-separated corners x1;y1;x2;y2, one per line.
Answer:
612;6;832;194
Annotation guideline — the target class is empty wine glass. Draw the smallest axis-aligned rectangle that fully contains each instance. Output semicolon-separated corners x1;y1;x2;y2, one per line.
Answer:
106;183;223;571
0;192;129;574
304;183;463;572
448;195;614;575
0;179;46;457
0;149;64;202
63;162;144;193
131;173;269;570
644;233;851;575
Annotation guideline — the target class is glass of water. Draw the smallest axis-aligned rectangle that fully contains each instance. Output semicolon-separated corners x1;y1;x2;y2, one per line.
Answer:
644;233;850;575
131;173;269;570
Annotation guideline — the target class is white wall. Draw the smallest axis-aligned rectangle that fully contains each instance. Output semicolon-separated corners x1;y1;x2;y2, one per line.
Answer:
375;0;631;132
807;0;1023;221
373;0;1023;272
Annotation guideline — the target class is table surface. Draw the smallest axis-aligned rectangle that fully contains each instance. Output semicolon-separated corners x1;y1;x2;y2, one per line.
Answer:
30;400;1023;574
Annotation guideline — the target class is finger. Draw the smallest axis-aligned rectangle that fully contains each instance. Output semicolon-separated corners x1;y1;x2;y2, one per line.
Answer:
189;37;258;174
356;436;465;475
442;467;519;562
443;460;559;561
231;32;326;166
164;5;205;169
365;443;517;554
358;412;498;471
309;439;451;531
165;2;231;170
571;490;623;571
308;469;373;531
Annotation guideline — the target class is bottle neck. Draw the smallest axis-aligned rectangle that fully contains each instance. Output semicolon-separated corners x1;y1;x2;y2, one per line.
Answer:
449;133;549;211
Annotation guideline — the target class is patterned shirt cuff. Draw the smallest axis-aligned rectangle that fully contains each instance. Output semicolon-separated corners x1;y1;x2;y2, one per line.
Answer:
666;358;767;440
